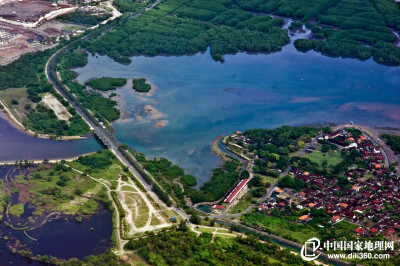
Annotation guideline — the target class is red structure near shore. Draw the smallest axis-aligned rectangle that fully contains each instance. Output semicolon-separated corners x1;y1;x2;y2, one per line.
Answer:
224;178;249;203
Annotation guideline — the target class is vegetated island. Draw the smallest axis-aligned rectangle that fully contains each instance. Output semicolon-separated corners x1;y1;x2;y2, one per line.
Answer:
85;77;127;91
132;78;151;93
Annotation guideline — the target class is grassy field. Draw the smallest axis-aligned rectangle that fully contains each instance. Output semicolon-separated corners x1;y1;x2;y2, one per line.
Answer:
121;186;137;192
125;193;149;228
195;226;216;233
361;173;374;181
26;165;99;215
161;209;181;222
68;155;122;182
258;174;281;185
243;213;320;243
228;193;258;214
150;214;161;226
214;234;235;239
243;212;358;244
0;87;32;120
304;150;342;167
62;25;86;32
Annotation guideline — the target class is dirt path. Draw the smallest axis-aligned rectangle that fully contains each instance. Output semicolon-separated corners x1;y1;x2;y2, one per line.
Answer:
90;0;122;30
66;163;171;255
190;225;242;242
41;93;72;121
67;166;127;253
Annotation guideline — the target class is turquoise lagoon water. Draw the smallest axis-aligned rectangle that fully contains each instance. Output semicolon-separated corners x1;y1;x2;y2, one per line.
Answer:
75;44;400;186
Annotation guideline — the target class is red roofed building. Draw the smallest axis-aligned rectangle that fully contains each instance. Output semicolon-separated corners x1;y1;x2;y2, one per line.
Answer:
297;215;312;223
331;216;341;223
224;178;249;203
213;205;224;210
386;228;396;235
369;228;378;234
354;227;368;234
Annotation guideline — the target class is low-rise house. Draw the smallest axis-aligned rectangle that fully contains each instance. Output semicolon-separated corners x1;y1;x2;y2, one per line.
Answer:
297;215;312;223
331;215;341;224
354;227;368;235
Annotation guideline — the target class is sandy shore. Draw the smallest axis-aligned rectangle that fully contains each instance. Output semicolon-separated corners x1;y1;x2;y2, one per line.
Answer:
211;135;234;162
0;151;96;165
0;98;89;141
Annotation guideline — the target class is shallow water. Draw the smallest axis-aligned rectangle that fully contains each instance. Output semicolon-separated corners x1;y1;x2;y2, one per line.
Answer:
75;44;400;186
0;208;113;263
0;165;113;263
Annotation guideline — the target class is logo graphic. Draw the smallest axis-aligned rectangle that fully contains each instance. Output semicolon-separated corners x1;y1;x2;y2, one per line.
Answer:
301;237;321;261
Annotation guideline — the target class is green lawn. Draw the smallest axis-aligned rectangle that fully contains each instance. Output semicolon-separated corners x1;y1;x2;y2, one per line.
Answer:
243;212;319;243
304;150;342;167
214;234;235;239
243;212;359;244
68;159;122;182
0;87;32;120
195;226;216;233
150;214;161;226
27;166;98;215
228;193;257;214
126;194;149;228
161;209;181;222
121;186;137;192
63;25;87;32
258;174;281;185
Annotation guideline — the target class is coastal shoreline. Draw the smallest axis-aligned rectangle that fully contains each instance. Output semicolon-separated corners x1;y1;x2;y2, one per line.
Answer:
211;135;234;163
0;98;90;141
0;151;97;165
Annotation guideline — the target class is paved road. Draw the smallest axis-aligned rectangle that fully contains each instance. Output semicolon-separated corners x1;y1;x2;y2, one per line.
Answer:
44;0;189;221
353;125;390;168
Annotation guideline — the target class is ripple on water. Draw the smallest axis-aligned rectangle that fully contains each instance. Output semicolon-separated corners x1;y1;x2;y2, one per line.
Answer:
74;45;400;186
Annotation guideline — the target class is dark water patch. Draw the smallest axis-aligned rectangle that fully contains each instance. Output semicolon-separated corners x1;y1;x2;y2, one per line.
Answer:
6;202;36;226
217;139;241;162
0;239;41;265
196;205;211;213
0;165;113;262
27;205;113;260
10;192;19;205
0;113;103;162
0;205;112;261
